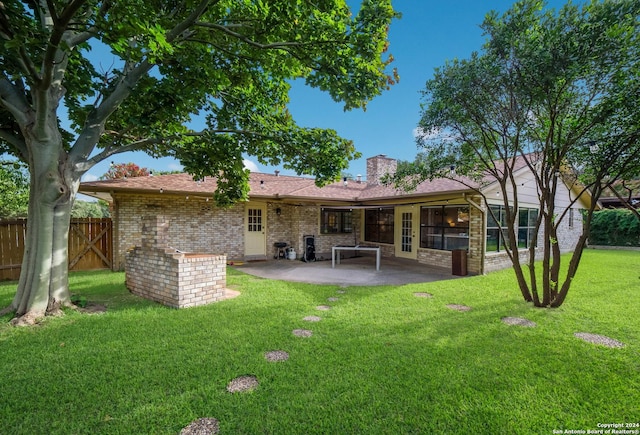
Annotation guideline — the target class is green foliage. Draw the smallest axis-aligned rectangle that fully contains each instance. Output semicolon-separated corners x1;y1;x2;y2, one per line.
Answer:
101;163;150;180
0;250;638;433
71;200;110;218
0;0;399;206
392;0;640;308
590;209;640;246
0;161;29;218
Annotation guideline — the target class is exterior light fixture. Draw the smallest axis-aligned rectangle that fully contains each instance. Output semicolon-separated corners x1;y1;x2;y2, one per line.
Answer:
276;207;282;216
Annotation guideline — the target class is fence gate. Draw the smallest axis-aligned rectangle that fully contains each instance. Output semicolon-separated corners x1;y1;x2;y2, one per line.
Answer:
0;218;113;281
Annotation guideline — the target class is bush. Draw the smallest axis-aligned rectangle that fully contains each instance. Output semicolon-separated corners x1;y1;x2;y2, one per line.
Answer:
589;208;640;246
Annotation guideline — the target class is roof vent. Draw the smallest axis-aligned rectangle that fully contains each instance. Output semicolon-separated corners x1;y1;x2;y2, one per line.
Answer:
275;170;280;176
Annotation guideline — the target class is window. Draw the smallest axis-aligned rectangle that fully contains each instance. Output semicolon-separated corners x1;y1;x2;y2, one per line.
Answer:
569;208;574;228
364;208;394;244
321;209;352;234
486;205;537;252
517;208;538;248
420;206;469;251
486;205;507;252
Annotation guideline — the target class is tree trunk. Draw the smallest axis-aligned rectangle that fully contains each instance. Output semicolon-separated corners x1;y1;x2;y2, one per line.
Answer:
6;142;77;325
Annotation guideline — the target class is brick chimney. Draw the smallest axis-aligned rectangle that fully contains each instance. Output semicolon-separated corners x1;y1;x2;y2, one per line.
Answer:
366;155;397;185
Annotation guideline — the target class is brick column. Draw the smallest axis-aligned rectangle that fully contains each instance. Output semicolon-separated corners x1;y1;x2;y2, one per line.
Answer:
141;215;169;250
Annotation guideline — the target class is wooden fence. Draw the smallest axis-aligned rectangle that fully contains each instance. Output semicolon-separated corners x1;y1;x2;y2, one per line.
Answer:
0;218;112;281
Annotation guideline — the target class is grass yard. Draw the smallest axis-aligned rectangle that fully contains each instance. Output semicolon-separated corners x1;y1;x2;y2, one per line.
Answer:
0;249;639;434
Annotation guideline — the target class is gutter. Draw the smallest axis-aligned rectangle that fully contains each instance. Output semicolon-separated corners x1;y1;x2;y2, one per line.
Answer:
464;193;486;275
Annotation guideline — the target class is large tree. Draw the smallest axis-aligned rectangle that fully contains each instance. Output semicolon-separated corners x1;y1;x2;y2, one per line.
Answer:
392;0;640;308
0;1;399;324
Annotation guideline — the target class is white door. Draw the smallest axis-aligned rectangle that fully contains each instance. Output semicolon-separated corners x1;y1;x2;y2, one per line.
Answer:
395;206;417;259
245;203;266;257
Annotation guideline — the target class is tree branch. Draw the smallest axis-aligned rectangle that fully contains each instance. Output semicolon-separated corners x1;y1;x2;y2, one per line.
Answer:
71;0;213;164
0;76;31;125
195;21;344;51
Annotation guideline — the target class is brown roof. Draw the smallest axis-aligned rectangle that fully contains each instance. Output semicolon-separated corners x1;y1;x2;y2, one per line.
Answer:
79;171;477;204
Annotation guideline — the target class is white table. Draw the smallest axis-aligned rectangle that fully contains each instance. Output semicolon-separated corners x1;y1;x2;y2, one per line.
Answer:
332;246;381;271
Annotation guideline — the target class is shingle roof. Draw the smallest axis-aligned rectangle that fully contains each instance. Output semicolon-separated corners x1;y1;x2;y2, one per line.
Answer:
79;170;478;203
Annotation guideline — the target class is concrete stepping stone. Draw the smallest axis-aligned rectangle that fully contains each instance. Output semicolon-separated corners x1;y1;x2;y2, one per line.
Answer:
446;304;471;312
303;316;322;322
181;418;220;434
226;375;258;393
574;332;625;348
316;305;331;311
501;317;537;327
264;350;289;362
413;292;433;298
293;329;313;337
327;297;340;302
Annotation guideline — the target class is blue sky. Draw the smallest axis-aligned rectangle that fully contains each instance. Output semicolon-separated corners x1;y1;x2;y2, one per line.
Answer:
82;0;576;182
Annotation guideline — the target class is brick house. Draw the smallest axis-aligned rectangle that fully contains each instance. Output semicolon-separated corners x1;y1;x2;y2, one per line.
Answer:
79;155;591;275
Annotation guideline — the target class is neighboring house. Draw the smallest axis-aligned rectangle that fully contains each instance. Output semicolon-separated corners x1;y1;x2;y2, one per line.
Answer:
599;179;640;209
79;155;590;275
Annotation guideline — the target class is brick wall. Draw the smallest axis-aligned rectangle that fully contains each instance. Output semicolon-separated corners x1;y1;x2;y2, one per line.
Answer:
125;215;227;308
113;193;243;270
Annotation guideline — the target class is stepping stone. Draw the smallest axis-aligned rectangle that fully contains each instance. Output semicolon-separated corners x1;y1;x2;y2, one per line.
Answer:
293;329;313;337
501;317;537;327
181;418;220;435
446;304;471;312
264;350;289;362
413;292;433;298
574;332;625;348
327;297;340;302
316;305;331;311
303;316;322;322
336;290;347;294
226;375;258;393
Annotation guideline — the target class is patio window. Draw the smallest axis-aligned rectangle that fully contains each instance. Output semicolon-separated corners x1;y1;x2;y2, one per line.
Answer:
487;205;538;252
517;207;538;248
364;208;394;244
320;209;353;234
487;205;508;252
420;206;469;251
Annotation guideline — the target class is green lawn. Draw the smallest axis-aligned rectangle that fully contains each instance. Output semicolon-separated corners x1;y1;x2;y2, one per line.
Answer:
0;250;638;434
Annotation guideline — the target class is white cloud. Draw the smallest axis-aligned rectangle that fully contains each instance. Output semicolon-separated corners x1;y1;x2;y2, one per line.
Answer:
82;173;99;182
243;159;259;172
413;126;458;143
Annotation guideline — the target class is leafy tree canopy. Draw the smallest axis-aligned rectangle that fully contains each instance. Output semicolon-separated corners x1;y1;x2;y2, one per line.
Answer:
391;0;640;308
0;0;399;323
1;0;399;205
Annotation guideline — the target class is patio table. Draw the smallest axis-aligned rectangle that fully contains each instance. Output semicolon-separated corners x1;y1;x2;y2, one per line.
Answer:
332;245;381;271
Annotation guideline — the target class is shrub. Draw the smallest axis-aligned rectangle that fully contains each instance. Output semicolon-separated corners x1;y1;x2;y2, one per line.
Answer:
589;208;640;246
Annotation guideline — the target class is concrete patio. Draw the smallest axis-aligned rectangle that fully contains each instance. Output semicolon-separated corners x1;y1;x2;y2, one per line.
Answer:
230;254;467;286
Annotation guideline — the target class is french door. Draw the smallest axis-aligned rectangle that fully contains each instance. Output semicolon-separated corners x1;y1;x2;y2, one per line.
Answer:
395;206;417;259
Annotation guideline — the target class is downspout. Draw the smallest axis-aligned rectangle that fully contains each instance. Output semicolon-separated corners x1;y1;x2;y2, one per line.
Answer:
464;193;486;275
